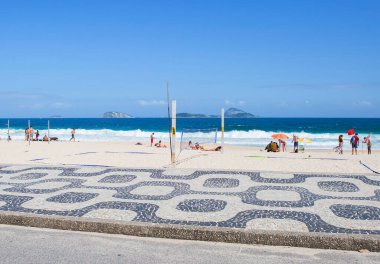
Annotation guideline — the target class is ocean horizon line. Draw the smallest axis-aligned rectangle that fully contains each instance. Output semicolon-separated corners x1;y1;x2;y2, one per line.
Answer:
1;117;380;119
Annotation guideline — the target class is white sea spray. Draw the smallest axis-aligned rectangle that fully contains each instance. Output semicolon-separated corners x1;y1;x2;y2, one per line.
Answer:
1;128;377;149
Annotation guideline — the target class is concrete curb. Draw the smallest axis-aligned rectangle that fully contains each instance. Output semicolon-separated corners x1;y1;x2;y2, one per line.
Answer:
0;211;379;252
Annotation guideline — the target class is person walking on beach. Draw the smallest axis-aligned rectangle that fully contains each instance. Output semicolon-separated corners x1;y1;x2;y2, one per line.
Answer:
364;137;372;155
278;139;286;152
292;134;299;153
150;133;155;147
338;135;344;154
351;133;359;155
70;128;76;142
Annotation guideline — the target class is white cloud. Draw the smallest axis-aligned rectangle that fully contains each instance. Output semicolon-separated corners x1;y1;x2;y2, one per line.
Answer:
137;100;166;106
354;100;373;107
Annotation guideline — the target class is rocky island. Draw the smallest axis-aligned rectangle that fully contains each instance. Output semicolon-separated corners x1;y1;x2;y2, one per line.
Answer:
225;108;256;118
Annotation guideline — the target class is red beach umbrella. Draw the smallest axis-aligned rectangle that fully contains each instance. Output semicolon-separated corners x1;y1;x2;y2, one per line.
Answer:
347;129;355;136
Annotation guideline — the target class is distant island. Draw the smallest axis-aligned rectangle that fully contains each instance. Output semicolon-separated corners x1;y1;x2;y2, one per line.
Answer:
225;108;256;118
177;108;255;118
102;112;133;118
50;115;63;118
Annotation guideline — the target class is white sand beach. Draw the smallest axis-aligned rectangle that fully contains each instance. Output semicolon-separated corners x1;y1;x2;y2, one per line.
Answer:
0;141;378;175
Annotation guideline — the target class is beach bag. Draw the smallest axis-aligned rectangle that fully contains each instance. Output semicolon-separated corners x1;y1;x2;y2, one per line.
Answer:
350;137;355;144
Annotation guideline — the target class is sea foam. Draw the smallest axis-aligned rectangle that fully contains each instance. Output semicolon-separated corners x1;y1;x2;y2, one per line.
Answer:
1;128;377;149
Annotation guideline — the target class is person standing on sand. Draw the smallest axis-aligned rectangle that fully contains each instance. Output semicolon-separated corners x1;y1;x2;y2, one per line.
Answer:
338;135;343;154
36;130;40;141
25;127;29;141
278;139;286;152
292;134;299;153
70;128;76;142
351;133;359;155
150;133;155;147
364;137;372;155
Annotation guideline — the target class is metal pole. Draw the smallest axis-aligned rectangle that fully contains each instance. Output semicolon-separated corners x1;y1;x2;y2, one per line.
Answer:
221;108;225;153
7;119;10;142
166;81;173;164
48;120;50;144
28;120;31;146
171;100;176;165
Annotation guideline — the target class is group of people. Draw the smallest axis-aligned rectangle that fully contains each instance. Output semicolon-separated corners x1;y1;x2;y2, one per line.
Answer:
24;127;50;142
266;133;374;155
150;133;166;148
23;126;75;142
188;141;222;151
335;133;372;155
149;133;222;151
24;127;42;141
265;135;299;153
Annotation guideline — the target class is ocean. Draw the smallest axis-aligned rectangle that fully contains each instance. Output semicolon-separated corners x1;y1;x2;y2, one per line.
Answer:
0;118;379;149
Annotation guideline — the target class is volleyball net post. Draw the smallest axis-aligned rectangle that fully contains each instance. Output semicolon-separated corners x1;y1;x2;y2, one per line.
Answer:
221;108;224;153
171;100;177;165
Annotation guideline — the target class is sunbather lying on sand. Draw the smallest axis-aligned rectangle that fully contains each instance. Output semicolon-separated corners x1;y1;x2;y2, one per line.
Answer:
155;140;167;148
202;146;222;152
191;143;222;151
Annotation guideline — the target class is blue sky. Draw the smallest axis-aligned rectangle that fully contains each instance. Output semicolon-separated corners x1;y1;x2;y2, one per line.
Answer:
0;0;379;118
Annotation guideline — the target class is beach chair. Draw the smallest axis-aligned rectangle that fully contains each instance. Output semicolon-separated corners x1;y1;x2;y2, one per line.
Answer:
299;143;305;152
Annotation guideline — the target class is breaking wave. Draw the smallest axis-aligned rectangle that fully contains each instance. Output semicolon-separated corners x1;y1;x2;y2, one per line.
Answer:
1;128;377;149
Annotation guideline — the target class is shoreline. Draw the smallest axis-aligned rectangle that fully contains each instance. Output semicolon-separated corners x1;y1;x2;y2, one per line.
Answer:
0;141;379;175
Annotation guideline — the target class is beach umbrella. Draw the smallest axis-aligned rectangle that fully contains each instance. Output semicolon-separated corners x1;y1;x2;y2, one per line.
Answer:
347;129;355;135
272;133;289;139
298;138;312;152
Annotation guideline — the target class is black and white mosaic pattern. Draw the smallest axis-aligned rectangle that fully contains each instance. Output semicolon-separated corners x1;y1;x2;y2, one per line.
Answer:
0;165;380;235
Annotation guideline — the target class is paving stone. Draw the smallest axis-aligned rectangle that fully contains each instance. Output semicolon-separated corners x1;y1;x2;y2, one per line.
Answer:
0;164;379;236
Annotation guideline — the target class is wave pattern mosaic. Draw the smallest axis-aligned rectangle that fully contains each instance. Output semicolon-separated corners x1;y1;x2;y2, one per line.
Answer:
0;165;379;235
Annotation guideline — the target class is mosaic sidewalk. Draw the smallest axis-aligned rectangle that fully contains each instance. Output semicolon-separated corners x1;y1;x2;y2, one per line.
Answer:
0;164;379;238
